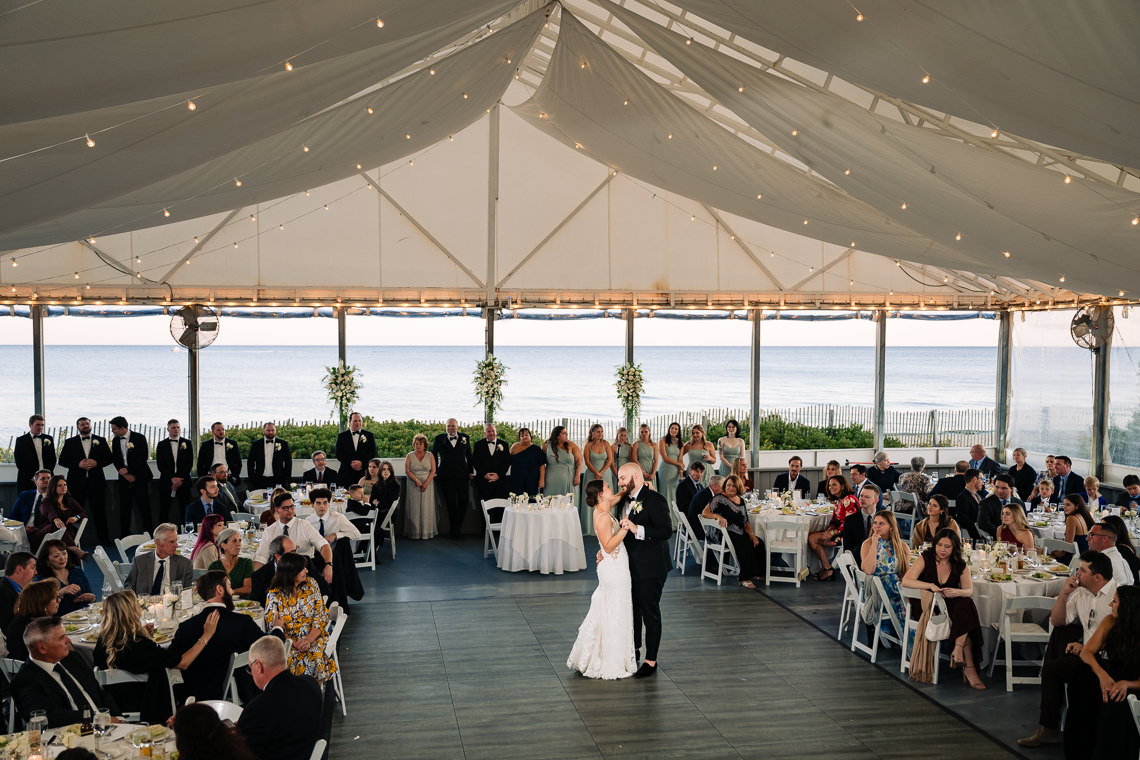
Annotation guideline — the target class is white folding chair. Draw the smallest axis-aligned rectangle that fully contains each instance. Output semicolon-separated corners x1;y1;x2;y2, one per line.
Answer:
698;516;740;585
852;573;904;663
115;532;151;563
672;504;702;574
379;500;399;560
834;553;861;642
94;667;179;722
352;508;379;570
72;517;89;568
309;738;328;760
324;609;348;716
93;546;125;594
1042;537;1079;557
223;651;250;705
764;519;808;587
0;657;24;731
890;491;916;538
199;699;244;722
986;595;1054;691
1127;694;1140;757
480;499;507;560
43;526;66;543
899;586;948;683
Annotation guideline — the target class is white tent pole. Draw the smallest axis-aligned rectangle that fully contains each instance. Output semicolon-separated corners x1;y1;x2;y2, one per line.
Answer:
487;103;500;307
873;311;887;451
994;311;1012;462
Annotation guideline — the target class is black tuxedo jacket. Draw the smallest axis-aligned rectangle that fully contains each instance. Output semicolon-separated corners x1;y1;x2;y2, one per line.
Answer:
432;433;474;479
58;434;113;486
301;466;339;485
239;670;322;760
954;489;983;540
977;495;1025;537
472;438;511;500
772;472;811;494
247;438;293;486
0;577;19;632
334;429;377;487
842;509;877;559
156;437;194;488
620;487;672;579
675;478;700;513
14;432;56;490
196;437;244;479
171;606;276;701
249;563;275;606
111;431;153;481
12;652;120;727
1053;472;1086;500
930;474;965;500
185;497;232;525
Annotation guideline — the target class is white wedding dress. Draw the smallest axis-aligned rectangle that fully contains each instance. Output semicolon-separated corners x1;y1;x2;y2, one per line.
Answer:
566;514;637;679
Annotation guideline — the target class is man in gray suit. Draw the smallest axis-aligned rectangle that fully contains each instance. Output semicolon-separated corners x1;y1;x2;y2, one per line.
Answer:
125;523;194;594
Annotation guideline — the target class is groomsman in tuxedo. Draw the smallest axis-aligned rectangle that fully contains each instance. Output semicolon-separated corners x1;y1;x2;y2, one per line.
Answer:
13;415;56;492
196;421;243;483
208;463;241;516
109;415;154;536
247;422;292;490
301;451;338;485
432;419;474;539
472;423;511;503
334;412;376;488
772;455;811;495
58;417;113;545
156;419;195;524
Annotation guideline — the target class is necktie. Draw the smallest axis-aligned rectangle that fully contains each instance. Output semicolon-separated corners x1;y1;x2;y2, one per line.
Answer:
54;664;93;711
866;514;873;534
204;502;212;515
319;518;325;536
151;558;166;595
317;470;322;482
1058;478;1066;500
283;524;289;537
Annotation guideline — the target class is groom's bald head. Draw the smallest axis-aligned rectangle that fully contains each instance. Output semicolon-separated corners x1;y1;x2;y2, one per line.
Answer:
617;462;644;492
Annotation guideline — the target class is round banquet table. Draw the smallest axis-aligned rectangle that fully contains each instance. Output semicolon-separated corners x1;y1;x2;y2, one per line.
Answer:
747;504;834;574
970;568;1068;663
496;504;587;574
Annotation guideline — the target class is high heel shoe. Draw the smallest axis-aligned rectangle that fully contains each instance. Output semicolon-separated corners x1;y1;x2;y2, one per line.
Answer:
963;666;986;690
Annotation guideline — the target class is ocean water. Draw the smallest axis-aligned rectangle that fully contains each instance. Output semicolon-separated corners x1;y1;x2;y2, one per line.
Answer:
0;345;999;443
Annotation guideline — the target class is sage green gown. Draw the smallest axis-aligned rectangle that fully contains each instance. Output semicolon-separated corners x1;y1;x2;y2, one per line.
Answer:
719;440;745;477
657;442;682;527
544;446;576;497
686;448;712;487
635;443;656;480
580;447;612;536
612;442;632;481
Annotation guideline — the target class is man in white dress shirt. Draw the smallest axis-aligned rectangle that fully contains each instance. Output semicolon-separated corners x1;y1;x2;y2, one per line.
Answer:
305;488;360;544
253;494;333;586
1069;522;1135;585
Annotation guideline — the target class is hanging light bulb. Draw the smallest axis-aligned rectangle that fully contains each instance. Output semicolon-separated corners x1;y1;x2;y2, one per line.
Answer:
284;60;293;72
366;106;374;114
74;272;80;279
844;168;851;175
921;74;930;84
1064;175;1072;184
1002;251;1011;258
900;202;908;210
791;129;798;136
187;100;197;111
85;134;95;148
193;236;199;243
10;259;17;267
233;242;238;248
756;193;762;199
249;214;256;221
737;85;744;92
405;133;411;140
855;11;864;21
1132;215;1139;226
955;233;962;241
302;144;309;152
1059;275;1066;283
429;68;436;75
990;128;999;138
234;178;242;187
376;18;384;27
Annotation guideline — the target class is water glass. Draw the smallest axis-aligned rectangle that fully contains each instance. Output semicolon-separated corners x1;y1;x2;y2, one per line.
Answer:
94;707;112;748
28;710;47;752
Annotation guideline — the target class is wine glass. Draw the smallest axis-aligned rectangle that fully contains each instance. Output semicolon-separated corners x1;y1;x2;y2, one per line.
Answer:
94;707;112;748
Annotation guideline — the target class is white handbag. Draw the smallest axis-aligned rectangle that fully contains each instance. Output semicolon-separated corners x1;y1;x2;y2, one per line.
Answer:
924;595;951;641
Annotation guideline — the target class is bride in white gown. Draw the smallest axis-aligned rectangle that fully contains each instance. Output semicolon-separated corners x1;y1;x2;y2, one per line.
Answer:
567;480;637;679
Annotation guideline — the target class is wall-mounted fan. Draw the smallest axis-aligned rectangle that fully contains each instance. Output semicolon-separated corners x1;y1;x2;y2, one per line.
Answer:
170;305;220;349
1070;305;1113;350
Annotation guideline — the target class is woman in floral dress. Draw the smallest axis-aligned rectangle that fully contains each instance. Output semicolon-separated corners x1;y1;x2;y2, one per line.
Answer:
265;554;336;681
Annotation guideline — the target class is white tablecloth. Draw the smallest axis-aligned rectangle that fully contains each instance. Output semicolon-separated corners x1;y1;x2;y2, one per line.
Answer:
496;505;586;574
971;570;1067;660
748;507;833;573
0;521;30;552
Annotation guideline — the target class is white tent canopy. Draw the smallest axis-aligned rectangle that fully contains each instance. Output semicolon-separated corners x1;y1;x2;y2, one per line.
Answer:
2;0;1138;307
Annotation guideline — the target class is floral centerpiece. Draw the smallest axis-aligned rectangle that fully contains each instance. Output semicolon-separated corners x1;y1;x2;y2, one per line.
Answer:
473;355;508;423
322;361;362;429
614;361;645;428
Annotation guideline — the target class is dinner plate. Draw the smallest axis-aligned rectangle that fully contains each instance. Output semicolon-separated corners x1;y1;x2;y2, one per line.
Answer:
80;632;99;643
62;610;91;621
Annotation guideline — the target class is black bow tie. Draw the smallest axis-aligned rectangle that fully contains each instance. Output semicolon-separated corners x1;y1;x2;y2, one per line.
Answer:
81;437;90;441
449;436;456;441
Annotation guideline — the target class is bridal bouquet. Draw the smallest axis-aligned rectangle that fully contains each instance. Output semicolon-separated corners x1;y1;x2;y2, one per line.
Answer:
614;361;644;420
473;355;508;422
322;361;362;429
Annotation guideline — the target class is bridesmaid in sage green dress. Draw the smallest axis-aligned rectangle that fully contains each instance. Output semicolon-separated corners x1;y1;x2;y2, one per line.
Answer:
542;426;581;500
581;424;614;536
657;422;684;526
610;428;632;484
717;419;745;477
631;424;658;487
682;425;716;487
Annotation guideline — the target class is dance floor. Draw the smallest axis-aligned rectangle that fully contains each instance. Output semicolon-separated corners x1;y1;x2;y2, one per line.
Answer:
327;536;1030;759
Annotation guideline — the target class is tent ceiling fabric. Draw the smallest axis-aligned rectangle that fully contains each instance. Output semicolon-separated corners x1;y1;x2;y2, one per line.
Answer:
2;0;1138;305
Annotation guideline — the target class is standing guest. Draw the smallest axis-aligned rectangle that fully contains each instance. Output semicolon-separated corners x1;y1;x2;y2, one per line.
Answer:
472;423;511;503
334;412;376;488
190;514;226;570
731;457;753;493
306;487;360;545
252;496;333;589
929;461;969;500
1075;586;1140;759
849;464;870;500
816;460;841;499
954;468;984;541
1082;522;1135;586
11;469;52;528
968;444;1002;478
897;456;933;513
58;417;113;546
109;416;153;537
860;510;911;633
687;476;723;537
701;475;765;588
657;422;684;505
631;425;658;488
30;475;86;559
0;552;36;631
772;455;811;495
124;524;195;595
1052;455;1085;503
1083;477;1106;509
996;504;1035;552
36;540;93;616
405;435;438;540
156;419;194;525
173;701;259;760
1114;474;1140;512
1050;495;1094;562
715;419;745;478
11;616;121;728
583;424;615;493
238;635;322;760
6;579;60;661
265;554;336;680
1101;515;1140;584
842;484;881;560
977;474;1023;537
246;422;292;490
300;451;337;485
209;464;241;517
610;428;633;483
509;428;546;497
432;419;474;540
910;494;961;548
208;528;255;596
865;451;901;506
1008;447;1037;502
185;476;231;525
13;414;56;492
196;421;243;481
541;426;581;498
680;425;715;488
1029;478;1058;513
807;475;859;581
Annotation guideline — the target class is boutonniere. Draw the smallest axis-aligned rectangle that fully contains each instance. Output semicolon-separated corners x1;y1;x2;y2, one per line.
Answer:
360;433;367;442
631;503;643;515
274;443;282;452
43;438;53;447
92;439;101;447
225;442;233;450
180;441;187;450
127;442;135;450
496;443;503;452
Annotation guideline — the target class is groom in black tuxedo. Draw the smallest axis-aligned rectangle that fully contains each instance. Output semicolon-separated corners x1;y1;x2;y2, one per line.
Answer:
615;462;672;678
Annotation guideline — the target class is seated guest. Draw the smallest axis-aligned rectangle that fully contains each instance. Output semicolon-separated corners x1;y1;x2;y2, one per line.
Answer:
1083;522;1134;586
249;535;294;607
816;460;841;499
929;460;968;500
209;463;242;516
860;509;910;633
191;514;226;570
11;616;121;728
902;528;985;690
866;451;901;508
300;450;337;485
772;455;810;495
208;528;256;596
953;469;984;541
686;475;722;536
358;458;381;502
1101;516;1140;584
701;475;765;588
344;483;369;516
731;457;753;493
1020;551;1117;749
10;470;52;529
1082;476;1106;509
259;487;288;527
185;476;231;525
1050;495;1094;562
842;484;881;559
897;456;932;513
977;474;1023;537
264;554;336;681
911;495;960;548
1114;474;1140;512
306;488;360;545
174;702;259;760
238;635;322;760
370;461;401;513
252;495;332;589
968;444;1002;478
1052;455;1085;502
1075;585;1140;759
848;464;870;500
6;579;60;661
35;539;93;616
124;524;194;595
93;590;218;724
30;475;86;561
0;552;36;631
997;503;1035;552
1029;477;1058;513
807;475;859;581
675;462;704;517
1008;447;1037;502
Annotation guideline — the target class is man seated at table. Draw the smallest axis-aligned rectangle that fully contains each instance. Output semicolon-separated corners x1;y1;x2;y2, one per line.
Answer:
929;460;968;500
210;463;243;517
305;488;364;610
1019;551;1116;749
301;451;338;485
772;456;811;495
238;635;322;760
253;494;333;587
185;475;232;525
953;469;984;542
0;552;35;632
842;484;881;557
305;488;360;544
250;535;295;607
10;469;52;527
12;616;122;728
968;444;1002;478
848;464;869;500
1115;474;1140;512
1052;455;1085;503
977;474;1023;537
124;523;195;595
686;475;722;536
675;462;704;517
1069;522;1134;586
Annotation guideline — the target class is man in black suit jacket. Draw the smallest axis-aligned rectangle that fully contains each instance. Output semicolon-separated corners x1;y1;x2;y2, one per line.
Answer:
240;635;322;760
13;414;56;492
58;417;114;545
842;485;882;558
431;419;474;539
0;553;36;631
109;415;154;537
954;469;985;541
686;474;721;536
246;422;292;490
196;421;244;482
249;535;294;606
156;419;195;524
978;474;1024;537
12;616;121;727
333;412;376;488
185;476;232;524
675;462;704;515
968;444;1003;479
10;470;51;527
301;451;338;485
472;423;512;504
772;455;811;495
208;463;242;516
1052;456;1086;503
615;463;673;678
929;461;969;500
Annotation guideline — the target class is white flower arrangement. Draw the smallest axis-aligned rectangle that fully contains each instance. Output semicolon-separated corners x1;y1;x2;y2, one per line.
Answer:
614;362;645;420
323;361;363;429
473;355;508;421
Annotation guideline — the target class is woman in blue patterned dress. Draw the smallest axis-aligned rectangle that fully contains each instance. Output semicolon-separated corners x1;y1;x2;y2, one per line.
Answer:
860;510;911;634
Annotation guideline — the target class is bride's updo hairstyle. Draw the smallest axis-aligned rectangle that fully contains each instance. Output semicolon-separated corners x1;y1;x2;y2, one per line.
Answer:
585;479;606;508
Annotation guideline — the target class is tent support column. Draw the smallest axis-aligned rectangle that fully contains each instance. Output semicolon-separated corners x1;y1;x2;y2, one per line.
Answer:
625;309;635;432
873;311;887;452
187;347;200;444
31;304;46;416
749;311;761;468
336;306;347;367
486;103;499;307
994;311;1013;463
1092;311;1113;480
484;307;496;424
